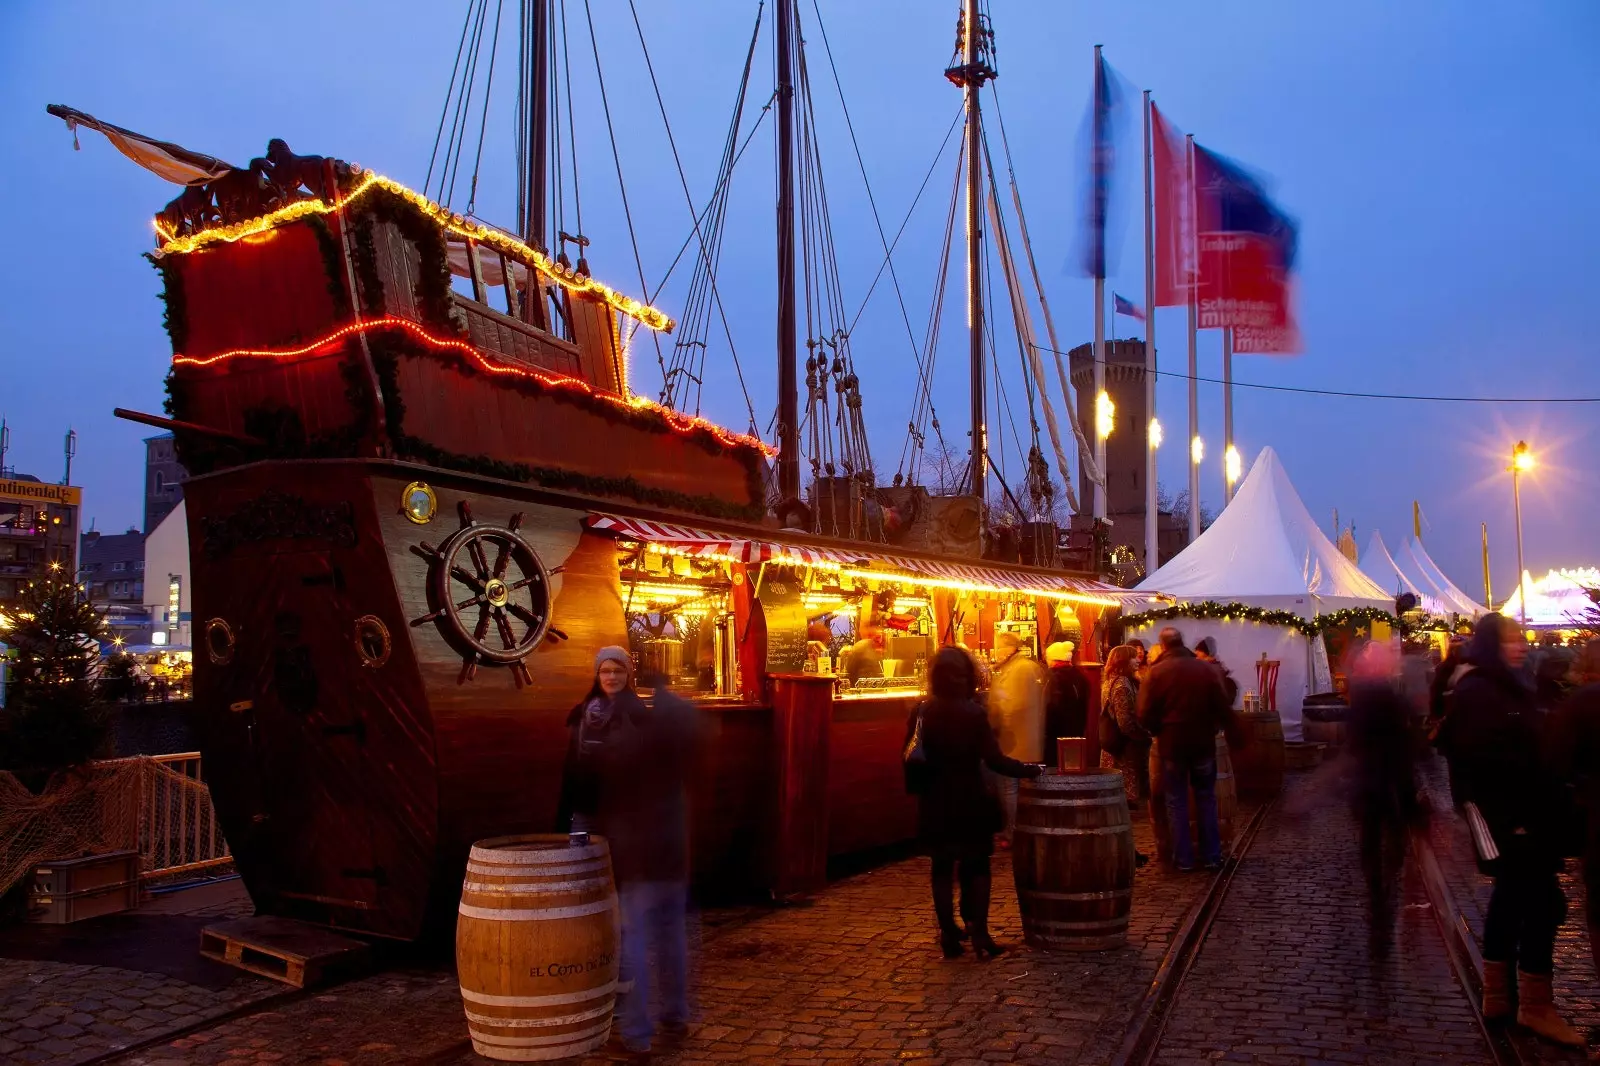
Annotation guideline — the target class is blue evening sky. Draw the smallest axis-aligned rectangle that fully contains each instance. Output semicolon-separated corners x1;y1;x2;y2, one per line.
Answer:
2;1;1595;597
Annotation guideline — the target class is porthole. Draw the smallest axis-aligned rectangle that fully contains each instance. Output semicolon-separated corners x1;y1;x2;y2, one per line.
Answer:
402;481;438;525
354;615;392;668
204;618;236;665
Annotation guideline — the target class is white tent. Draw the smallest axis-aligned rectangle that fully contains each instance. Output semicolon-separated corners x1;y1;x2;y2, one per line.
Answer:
1132;447;1390;741
1501;567;1600;629
1360;531;1453;616
1397;536;1484;619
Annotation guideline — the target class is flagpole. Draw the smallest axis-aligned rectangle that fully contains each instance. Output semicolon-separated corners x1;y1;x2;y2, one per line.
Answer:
1142;90;1158;573
1185;133;1199;540
1222;325;1234;504
1481;521;1493;607
1092;45;1107;524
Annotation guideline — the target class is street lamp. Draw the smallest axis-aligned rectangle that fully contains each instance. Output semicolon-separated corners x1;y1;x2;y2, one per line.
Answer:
1190;435;1204;465
1096;390;1116;440
1148;418;1163;451
1224;445;1242;488
1509;440;1533;627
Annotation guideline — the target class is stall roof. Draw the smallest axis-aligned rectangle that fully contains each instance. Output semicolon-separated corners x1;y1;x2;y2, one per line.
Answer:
583;514;1142;605
1359;531;1453;617
1135;447;1391;615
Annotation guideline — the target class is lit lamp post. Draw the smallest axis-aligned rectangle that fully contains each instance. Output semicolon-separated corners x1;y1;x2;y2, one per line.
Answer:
1224;444;1242;497
1510;440;1533;627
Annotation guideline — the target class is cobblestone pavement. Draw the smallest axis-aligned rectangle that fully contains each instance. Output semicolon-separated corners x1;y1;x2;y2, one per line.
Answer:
1416;755;1595;1063
108;810;1236;1066
1155;764;1495;1066
0;878;277;1066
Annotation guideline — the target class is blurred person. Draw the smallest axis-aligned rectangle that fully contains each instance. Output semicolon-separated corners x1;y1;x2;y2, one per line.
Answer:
1547;639;1600;1041
1139;628;1232;872
1099;644;1156;866
1399;641;1432;722
1194;637;1239;708
1346;639;1421;958
844;624;884;684
1450;615;1582;1047
1534;648;1574;713
558;647;701;1055
986;631;1047;846
1043;640;1091;749
1430;634;1473;806
907;646;1042;959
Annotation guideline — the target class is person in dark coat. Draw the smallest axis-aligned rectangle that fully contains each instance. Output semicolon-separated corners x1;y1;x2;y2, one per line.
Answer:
1194;637;1239;708
907;646;1041;959
1138;628;1231;871
1547;640;1600;1004
1345;639;1420;958
558;647;702;1055
1450;614;1582;1047
1043;640;1091;748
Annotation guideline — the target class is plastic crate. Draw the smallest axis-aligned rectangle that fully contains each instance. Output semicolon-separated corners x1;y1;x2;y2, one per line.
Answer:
28;851;141;924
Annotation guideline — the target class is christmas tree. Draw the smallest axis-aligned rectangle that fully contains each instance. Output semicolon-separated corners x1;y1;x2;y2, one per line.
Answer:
0;561;112;772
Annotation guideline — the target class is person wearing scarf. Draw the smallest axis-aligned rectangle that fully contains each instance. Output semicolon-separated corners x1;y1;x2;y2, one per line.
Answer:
557;646;701;1056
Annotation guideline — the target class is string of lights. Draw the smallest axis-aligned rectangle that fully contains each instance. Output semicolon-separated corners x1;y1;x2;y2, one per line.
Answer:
1026;343;1600;404
154;170;676;333
171;315;775;457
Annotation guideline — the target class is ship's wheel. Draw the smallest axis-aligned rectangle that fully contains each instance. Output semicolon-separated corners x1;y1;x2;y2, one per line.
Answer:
411;502;565;685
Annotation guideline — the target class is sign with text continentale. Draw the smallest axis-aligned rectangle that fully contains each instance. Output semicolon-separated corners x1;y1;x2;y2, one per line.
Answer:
0;479;81;507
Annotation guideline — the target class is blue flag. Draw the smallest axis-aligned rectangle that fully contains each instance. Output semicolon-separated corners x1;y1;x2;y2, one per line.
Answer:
1079;51;1127;279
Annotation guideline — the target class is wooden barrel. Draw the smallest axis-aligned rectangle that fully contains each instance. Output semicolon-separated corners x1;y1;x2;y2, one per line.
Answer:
1232;710;1286;799
1012;772;1136;951
1304;717;1347;751
1188;734;1237;849
456;835;619;1061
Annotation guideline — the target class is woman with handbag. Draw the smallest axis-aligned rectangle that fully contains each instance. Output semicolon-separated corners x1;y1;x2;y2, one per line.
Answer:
1451;614;1583;1047
1099;645;1157;865
906;646;1042;959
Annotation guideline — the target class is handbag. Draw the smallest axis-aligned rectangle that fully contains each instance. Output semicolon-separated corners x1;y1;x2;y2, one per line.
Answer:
903;704;929;794
1098;703;1128;759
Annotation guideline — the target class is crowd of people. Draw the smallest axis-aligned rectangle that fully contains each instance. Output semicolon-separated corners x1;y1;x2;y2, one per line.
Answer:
555;618;1600;1055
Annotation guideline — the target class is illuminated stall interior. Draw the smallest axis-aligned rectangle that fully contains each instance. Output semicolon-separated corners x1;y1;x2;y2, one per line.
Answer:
597;517;1126;701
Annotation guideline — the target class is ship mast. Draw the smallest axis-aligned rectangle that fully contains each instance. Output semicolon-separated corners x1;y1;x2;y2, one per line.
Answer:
946;1;995;501
523;0;550;252
775;0;800;504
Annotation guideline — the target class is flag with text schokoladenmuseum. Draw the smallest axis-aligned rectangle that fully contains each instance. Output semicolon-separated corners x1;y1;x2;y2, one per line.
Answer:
1192;143;1301;353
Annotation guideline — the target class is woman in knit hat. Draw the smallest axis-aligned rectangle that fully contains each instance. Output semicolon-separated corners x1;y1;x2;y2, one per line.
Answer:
558;646;700;1055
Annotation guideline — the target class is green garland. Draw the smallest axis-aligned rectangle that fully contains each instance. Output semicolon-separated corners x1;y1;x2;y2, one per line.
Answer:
1120;600;1403;638
146;253;188;354
305;215;354;319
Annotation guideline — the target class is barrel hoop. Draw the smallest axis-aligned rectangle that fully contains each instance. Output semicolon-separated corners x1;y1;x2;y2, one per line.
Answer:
1013;825;1130;836
458;899;616;921
464;1002;613;1029
460;982;618;1008
470;1020;612;1048
1020;887;1133;902
471;837;608;863
467;859;609;877
1026;917;1131;932
1023;777;1124;792
462;877;613;897
1018;795;1125;808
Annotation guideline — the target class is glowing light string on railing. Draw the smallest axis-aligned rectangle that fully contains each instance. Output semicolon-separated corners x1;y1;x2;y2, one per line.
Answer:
152;171;675;333
170;316;774;457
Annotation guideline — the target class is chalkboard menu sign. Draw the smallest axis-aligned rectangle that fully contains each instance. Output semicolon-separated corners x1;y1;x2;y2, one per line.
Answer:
757;567;808;674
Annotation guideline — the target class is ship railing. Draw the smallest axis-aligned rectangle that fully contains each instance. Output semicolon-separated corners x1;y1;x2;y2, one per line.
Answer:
92;752;233;881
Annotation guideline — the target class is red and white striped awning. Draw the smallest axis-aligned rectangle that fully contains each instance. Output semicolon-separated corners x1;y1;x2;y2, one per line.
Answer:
583;514;865;568
584;513;1150;604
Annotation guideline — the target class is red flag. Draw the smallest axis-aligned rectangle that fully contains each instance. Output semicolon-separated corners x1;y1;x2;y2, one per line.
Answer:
1151;103;1193;307
1192;144;1301;353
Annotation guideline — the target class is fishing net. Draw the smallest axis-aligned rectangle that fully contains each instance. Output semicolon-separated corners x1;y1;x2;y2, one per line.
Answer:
0;756;230;898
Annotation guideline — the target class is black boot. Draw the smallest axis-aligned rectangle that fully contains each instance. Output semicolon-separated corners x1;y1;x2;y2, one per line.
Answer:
960;863;1005;959
932;863;964;957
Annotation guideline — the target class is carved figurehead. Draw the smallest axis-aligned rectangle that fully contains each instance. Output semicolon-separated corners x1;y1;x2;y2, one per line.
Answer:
264;138;352;204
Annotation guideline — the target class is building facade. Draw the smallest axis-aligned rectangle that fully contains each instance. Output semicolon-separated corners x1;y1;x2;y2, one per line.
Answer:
145;434;187;534
0;475;81;610
1067;339;1190;580
143;498;191;650
80;527;146;605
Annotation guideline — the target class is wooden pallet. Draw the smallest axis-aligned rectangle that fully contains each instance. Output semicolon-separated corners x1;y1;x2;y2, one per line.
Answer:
200;916;369;989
